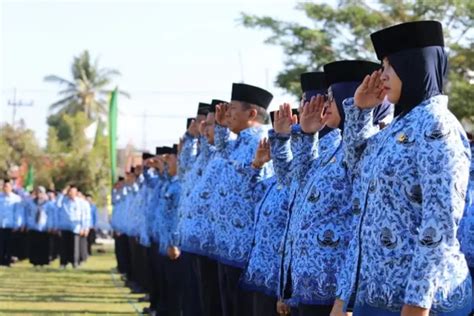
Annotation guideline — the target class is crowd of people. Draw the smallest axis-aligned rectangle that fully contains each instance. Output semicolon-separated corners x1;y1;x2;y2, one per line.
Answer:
1;19;473;316
110;21;474;316
0;181;99;268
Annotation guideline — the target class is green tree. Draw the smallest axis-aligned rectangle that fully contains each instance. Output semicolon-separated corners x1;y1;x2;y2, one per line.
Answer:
43;50;127;204
241;0;474;127
46;112;110;204
44;50;129;121
0;122;42;177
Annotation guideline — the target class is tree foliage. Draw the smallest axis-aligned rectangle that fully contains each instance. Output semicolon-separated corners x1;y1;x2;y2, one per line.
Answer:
0;122;42;178
44;50;129;121
241;0;474;127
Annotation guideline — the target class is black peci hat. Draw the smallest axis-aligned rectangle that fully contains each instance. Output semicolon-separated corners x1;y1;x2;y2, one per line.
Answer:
156;147;165;155
323;60;381;86
300;72;327;93
231;83;273;109
269;109;299;125
370;21;444;60
210;99;227;113
161;146;174;155
186;118;194;129
269;111;275;125
142;152;154;160
197;103;211;116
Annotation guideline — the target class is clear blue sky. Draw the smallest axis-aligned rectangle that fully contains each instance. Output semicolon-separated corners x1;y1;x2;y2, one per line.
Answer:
1;0;309;151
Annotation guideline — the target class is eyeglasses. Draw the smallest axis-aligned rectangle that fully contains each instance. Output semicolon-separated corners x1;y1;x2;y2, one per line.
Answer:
325;92;335;104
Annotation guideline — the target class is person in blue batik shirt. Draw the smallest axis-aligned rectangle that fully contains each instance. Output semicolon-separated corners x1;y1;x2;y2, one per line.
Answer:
241;110;300;316
145;148;177;316
208;83;274;316
85;193;98;256
25;186;56;267
154;146;184;316
56;185;89;268
178;99;225;316
77;191;92;265
178;102;210;177
46;189;61;262
0;179;24;266
332;21;472;316
126;165;153;295
274;65;388;316
459;132;474;316
111;176;131;276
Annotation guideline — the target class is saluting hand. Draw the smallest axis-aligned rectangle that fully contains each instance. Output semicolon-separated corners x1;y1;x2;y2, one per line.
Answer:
354;69;385;109
252;138;271;169
156;157;165;173
62;185;70;195
187;119;199;137
274;103;293;134
198;120;206;136
300;94;325;134
215;103;228;127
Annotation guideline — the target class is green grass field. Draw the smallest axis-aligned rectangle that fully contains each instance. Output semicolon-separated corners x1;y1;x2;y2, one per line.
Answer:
0;243;147;315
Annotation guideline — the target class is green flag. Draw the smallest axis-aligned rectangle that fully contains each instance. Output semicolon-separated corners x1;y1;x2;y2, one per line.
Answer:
108;88;118;185
24;164;35;191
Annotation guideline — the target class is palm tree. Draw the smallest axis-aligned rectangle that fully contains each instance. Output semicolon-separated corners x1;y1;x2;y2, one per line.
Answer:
44;50;129;120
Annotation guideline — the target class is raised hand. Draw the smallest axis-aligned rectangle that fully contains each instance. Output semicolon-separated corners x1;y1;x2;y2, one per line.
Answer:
187;119;199;137
300;94;325;134
354;69;386;109
215;103;228;126
253;138;271;169
153;156;165;173
198;120;207;136
274;103;293;134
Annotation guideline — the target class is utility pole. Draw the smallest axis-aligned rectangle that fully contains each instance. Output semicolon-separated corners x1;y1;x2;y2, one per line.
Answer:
7;88;34;126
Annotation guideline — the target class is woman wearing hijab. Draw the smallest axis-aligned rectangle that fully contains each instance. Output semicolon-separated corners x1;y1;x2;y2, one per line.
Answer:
332;21;472;316
273;63;392;316
25;186;56;267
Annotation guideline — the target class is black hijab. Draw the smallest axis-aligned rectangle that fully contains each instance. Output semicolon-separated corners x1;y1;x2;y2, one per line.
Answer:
388;46;447;117
370;21;446;117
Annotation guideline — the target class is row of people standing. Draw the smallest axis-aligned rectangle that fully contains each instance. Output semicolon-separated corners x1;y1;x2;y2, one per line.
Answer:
110;20;474;316
0;181;99;268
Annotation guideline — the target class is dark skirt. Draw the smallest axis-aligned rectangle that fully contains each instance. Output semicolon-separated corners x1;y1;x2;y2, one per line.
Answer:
60;230;80;267
28;230;51;266
0;228;13;266
10;231;28;260
79;236;88;263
